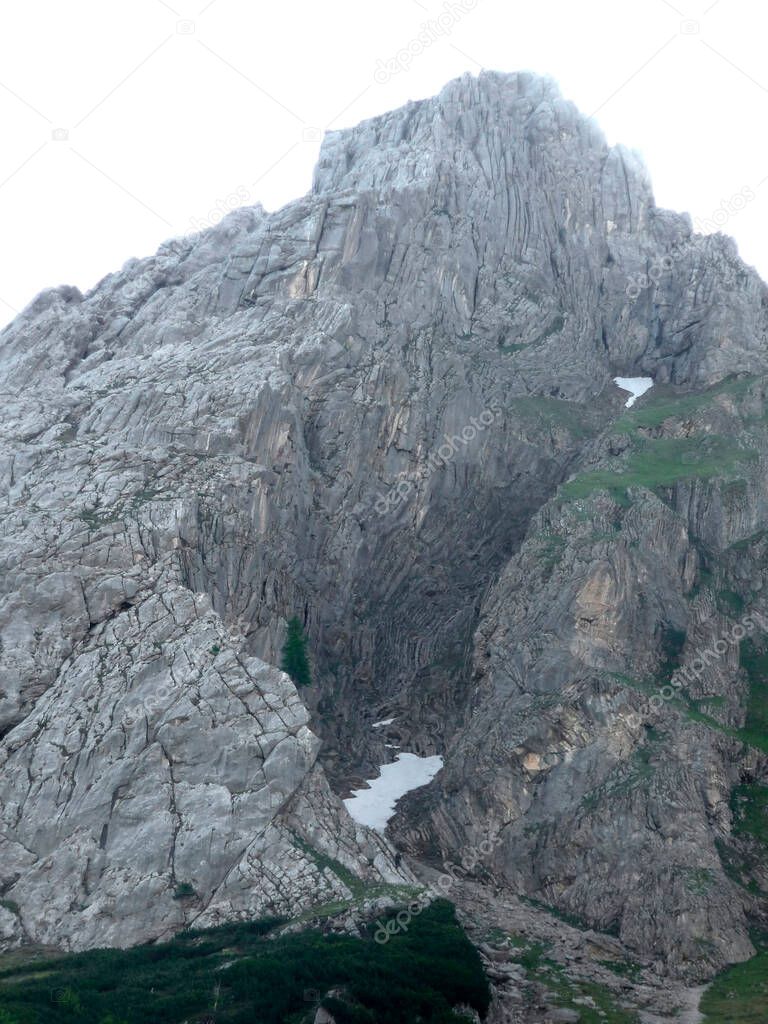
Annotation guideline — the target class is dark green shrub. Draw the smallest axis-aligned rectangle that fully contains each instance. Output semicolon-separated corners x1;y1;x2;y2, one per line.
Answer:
0;901;487;1024
281;616;312;687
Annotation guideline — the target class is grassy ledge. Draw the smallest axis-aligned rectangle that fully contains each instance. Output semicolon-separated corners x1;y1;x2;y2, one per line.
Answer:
560;437;757;505
700;935;768;1024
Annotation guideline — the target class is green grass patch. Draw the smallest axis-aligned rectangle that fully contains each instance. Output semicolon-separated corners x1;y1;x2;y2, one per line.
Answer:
289;834;364;896
78;508;122;529
534;533;567;572
717;590;746;616
507;936;549;971
560;437;757;504
507;397;601;439
596;958;644;981
612;377;754;435
700;949;768;1024
531;960;640;1023
715;785;768;895
581;748;657;813
672;698;736;737
730;528;768;552
608;671;766;751
731;783;768;847
739;640;768;753
716;838;760;894
659;625;686;682
518;897;595;933
172;883;196;901
480;926;509;946
681;867;716;896
0;900;488;1024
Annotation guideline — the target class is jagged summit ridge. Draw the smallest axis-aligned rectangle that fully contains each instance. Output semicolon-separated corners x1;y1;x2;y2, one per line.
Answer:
314;71;645;204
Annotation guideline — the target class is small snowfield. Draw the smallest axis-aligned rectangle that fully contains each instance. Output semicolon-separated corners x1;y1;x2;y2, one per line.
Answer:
343;753;444;832
614;376;654;408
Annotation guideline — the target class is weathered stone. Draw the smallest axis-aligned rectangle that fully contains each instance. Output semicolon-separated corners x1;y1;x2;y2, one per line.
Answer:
1;71;767;999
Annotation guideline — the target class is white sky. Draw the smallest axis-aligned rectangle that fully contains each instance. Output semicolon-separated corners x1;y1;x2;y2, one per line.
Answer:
2;0;767;325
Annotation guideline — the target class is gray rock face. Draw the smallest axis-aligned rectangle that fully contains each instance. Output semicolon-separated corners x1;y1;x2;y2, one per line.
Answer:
0;573;407;950
1;70;768;976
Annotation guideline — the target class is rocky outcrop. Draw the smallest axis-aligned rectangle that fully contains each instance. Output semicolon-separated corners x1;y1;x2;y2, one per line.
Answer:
0;571;407;950
1;70;768;978
394;376;768;979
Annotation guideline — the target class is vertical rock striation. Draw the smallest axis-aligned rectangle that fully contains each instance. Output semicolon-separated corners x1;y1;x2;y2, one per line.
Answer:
1;71;768;976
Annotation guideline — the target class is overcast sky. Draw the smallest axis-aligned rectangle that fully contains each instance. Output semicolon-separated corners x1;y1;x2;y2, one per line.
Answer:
1;0;766;324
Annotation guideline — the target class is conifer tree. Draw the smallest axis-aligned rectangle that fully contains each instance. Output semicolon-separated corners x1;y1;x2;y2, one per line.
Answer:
280;616;312;687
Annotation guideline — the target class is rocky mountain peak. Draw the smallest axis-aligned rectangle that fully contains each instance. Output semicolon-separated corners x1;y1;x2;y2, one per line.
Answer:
314;71;645;210
1;72;768;1015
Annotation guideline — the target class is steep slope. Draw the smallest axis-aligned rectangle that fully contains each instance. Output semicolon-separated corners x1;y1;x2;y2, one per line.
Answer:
0;219;413;948
397;377;768;978
1;70;767;985
0;580;408;951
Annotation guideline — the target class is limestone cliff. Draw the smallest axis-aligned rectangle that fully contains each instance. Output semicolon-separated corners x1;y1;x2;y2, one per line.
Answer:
1;71;767;987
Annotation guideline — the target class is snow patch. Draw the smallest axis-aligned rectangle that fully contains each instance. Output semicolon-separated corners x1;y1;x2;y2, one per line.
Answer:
614;376;654;408
343;753;444;832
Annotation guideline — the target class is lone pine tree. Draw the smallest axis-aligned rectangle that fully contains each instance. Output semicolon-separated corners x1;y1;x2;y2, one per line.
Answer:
281;616;312;687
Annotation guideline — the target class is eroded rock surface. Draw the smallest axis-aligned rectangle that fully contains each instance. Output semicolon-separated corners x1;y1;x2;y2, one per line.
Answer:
1;71;768;979
0;574;407;949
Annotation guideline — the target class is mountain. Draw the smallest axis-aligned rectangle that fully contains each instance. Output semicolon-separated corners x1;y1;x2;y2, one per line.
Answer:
1;70;767;1021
